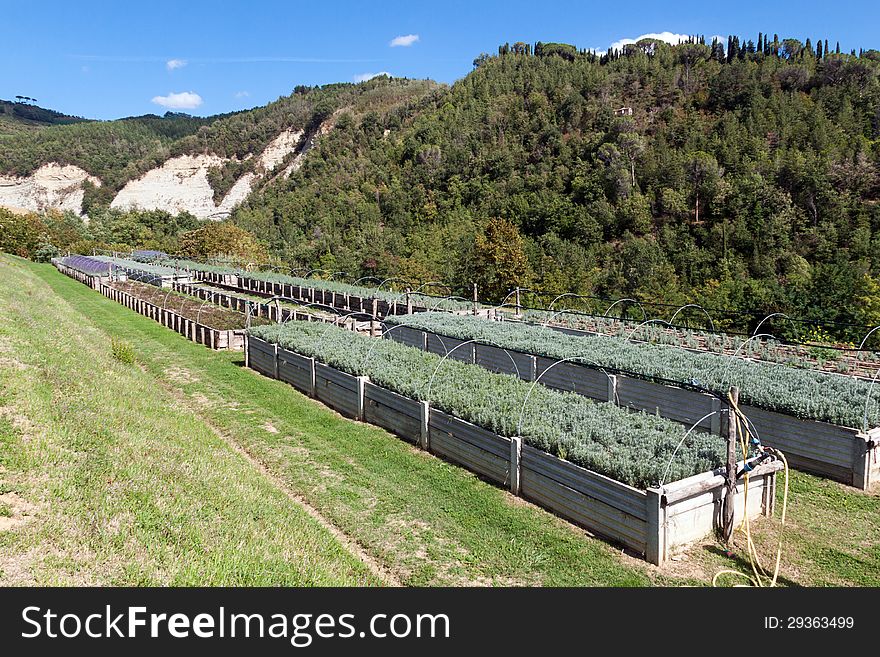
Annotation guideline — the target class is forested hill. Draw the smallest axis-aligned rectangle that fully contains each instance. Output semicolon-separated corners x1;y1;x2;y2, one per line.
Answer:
0;79;439;212
3;35;880;328
0;98;88;129
232;36;880;329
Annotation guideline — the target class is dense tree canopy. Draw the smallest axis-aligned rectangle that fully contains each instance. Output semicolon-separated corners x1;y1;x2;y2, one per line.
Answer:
231;36;880;337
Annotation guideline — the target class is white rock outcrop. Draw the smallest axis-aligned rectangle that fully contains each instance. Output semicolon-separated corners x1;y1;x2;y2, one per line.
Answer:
111;154;228;219
1;124;321;219
110;128;307;219
257;129;304;172
0;163;101;214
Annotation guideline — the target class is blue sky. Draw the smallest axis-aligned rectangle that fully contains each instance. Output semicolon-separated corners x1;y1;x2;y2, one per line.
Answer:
2;0;879;120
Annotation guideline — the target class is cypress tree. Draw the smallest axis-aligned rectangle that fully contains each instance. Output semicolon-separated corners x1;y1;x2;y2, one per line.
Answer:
816;39;823;59
835;41;840;54
757;32;763;53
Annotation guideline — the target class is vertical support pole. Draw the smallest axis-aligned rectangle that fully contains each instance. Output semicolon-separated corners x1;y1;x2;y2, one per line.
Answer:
509;436;522;494
472;283;478;316
419;401;430;451
356;376;368;421
762;470;776;517
405;288;412;315
607;374;617;403
244;334;250;368
722;386;739;543
515;287;521;316
273;343;279;379
308;357;316;397
645;487;665;565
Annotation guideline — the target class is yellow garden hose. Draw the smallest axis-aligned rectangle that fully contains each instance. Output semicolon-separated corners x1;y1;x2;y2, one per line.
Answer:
712;394;790;587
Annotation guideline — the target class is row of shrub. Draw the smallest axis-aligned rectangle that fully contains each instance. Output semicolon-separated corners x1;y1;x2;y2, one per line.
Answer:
384;313;880;430
157;257;474;311
248;321;727;490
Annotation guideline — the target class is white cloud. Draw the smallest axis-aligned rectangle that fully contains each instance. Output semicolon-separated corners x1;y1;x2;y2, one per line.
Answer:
353;71;392;82
609;32;691;52
166;58;187;71
234;90;250;98
390;34;419;47
151;91;203;109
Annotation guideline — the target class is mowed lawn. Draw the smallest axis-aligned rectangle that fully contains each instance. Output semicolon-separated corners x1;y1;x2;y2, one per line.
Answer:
3;255;878;586
0;255;381;586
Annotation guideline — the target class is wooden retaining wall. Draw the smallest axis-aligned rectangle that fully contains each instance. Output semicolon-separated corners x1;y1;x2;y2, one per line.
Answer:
246;335;780;564
386;326;877;490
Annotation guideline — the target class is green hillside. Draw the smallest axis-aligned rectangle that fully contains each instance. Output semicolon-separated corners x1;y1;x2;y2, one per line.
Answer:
0;78;439;211
0;99;88;136
232;37;880;332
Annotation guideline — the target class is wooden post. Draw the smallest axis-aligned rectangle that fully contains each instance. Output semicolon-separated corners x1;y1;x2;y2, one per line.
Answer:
645;487;665;565
509;437;522;495
472;283;478;316
607;374;617;403
515;287;521;315
356;376;368;421
419;401;430;451
722;386;739;543
405;287;412;315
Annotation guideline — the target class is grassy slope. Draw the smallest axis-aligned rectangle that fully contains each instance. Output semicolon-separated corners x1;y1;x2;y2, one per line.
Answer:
0;255;380;586
5;257;878;586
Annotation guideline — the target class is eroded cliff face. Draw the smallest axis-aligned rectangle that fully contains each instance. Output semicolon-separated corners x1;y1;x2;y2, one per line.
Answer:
0;163;101;214
0;126;318;218
110;127;314;219
110;153;228;219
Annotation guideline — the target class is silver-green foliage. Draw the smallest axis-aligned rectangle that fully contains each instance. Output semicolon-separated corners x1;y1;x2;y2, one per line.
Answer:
386;313;880;429
249;322;726;489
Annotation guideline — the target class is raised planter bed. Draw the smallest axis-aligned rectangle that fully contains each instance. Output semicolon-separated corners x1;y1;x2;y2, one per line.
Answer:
245;334;781;564
192;270;452;320
53;262;117;290
98;283;246;351
386;325;879;489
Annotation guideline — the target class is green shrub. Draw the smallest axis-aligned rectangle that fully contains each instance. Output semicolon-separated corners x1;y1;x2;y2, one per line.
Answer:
249;321;727;489
385;313;880;430
111;338;137;365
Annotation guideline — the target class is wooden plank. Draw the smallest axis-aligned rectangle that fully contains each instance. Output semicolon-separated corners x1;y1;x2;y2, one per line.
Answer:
520;444;647;519
520;466;647;553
